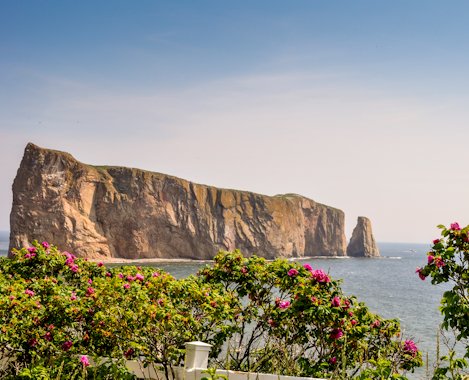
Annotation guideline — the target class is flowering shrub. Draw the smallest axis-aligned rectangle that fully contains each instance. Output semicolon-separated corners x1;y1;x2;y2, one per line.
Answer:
0;242;422;379
0;242;235;379
417;223;469;379
198;250;422;378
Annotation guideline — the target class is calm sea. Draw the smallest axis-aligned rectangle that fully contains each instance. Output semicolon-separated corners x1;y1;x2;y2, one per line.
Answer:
0;235;457;378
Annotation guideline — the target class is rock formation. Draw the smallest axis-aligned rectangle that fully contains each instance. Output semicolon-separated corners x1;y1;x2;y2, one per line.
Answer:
346;216;380;257
9;143;348;260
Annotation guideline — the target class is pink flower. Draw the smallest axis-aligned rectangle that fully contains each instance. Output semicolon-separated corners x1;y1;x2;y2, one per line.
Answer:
27;247;37;254
311;296;317;303
416;267;426;280
303;263;313;271
287;268;299;277
9;295;15;300
435;257;445;268
240;266;248;274
330;328;343;340
44;332;52;341
403;340;418;356
433;239;440;245
152;272;159;277
41;241;50;249
331;296;341;307
86;287;95;296
427;255;434;264
127;275;135;282
278;300;290;309
118;273;124;279
70;292;77;301
65;257;75;266
124;348;135;358
25;289;35;297
70;264;79;273
351;319;357;326
136;273;144;281
80;355;90;367
62;340;73;351
97;262;103;267
106;272;112;277
372;320;381;328
63;251;76;259
24;253;32;259
450;222;461;231
329;357;337;364
312;269;330;283
123;283;130;289
28;338;38;347
88;279;93;284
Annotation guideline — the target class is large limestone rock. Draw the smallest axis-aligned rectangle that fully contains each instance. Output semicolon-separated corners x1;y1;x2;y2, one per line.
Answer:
9;143;348;259
346;216;380;257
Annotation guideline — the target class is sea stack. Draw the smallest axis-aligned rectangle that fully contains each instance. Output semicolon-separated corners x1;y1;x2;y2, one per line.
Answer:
9;143;348;260
346;216;380;257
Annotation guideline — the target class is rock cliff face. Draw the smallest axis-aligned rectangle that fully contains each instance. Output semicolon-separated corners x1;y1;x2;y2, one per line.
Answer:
9;143;348;259
346;217;380;257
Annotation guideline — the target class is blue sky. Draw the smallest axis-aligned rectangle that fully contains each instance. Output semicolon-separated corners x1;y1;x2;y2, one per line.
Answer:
2;1;469;243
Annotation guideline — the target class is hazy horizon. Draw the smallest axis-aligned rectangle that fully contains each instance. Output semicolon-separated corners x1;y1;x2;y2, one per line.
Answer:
2;1;469;243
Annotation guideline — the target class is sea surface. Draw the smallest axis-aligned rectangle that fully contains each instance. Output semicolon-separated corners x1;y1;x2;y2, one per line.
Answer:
0;235;460;378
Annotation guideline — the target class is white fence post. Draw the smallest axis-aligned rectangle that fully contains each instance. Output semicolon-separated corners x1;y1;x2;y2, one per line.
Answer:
184;341;212;370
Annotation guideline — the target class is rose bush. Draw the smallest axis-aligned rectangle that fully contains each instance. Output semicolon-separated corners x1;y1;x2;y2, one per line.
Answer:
0;242;235;379
417;223;469;379
198;250;422;379
0;242;422;379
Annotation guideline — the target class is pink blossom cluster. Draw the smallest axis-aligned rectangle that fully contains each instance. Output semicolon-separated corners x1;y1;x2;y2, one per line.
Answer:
64;252;79;273
331;296;341;307
427;255;445;268
277;299;290;309
450;222;461;231
330;328;343;340
25;289;35;297
25;246;37;259
80;355;90;367
415;268;426;281
62;340;73;351
302;263;330;283
287;268;299;277
312;269;330;283
403;339;418;356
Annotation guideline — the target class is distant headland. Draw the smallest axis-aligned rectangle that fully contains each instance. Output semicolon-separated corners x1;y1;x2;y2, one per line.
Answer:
9;143;380;260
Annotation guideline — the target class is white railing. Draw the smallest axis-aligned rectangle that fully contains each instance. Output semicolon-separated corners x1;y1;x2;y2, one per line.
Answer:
123;341;327;380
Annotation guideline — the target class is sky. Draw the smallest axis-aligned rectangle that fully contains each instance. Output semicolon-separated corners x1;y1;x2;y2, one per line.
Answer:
2;1;469;243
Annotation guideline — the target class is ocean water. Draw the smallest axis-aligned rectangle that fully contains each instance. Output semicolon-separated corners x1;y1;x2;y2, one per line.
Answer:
0;236;459;378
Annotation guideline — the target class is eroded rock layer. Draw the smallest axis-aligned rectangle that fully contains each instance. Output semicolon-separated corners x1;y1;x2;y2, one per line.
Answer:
9;143;348;259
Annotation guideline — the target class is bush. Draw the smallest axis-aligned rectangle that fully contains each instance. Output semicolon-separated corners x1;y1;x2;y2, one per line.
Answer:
417;223;469;379
198;250;422;378
0;242;422;379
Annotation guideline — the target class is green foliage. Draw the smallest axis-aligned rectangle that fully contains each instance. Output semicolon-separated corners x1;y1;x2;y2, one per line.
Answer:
418;223;469;378
0;242;422;379
198;250;422;379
